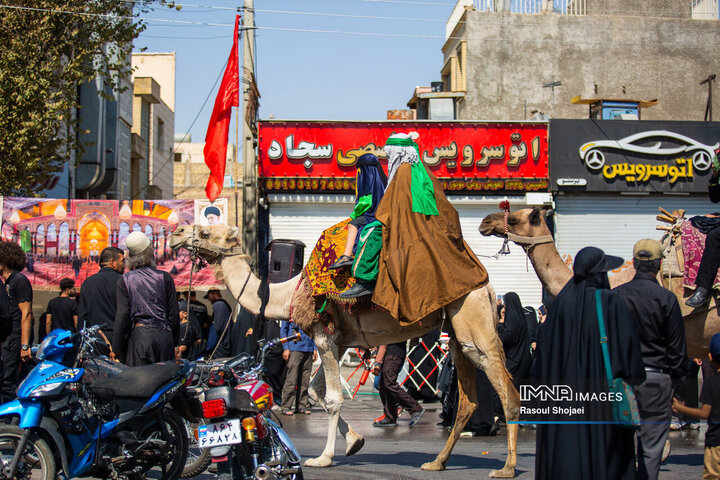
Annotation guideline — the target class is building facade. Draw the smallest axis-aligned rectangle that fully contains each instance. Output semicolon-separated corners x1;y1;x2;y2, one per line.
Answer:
442;0;720;121
131;53;176;200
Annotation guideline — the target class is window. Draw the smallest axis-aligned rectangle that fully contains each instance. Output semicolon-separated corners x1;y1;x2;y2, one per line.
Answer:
156;118;165;151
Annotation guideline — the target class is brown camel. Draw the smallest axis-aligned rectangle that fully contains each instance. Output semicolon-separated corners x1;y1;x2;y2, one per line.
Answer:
479;207;720;357
170;224;520;478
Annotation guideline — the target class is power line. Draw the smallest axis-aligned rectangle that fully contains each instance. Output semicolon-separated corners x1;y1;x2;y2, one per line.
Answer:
254;8;444;23
360;0;456;5
4;3;716;39
142;34;228;39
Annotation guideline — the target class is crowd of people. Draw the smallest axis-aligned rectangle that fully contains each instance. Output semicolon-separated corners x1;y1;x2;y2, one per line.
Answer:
0;241;718;478
0;230;317;417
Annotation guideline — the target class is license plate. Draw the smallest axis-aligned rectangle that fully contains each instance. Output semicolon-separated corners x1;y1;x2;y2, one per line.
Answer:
197;419;243;447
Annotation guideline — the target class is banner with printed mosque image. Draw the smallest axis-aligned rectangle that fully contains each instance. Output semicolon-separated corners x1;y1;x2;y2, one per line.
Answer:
0;197;230;291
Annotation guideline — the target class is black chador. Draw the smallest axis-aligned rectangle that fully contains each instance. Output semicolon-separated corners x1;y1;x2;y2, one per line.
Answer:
533;247;645;480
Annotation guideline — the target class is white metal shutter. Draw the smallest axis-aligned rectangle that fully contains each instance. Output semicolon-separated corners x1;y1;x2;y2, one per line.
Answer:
268;194;353;265
453;203;544;307
268;194;545;308
555;194;711;262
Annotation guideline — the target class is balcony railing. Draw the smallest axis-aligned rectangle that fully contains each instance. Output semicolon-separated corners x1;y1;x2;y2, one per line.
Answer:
472;0;718;18
474;0;587;15
692;0;719;19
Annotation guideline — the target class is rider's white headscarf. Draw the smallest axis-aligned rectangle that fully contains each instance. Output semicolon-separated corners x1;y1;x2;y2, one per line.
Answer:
384;132;420;185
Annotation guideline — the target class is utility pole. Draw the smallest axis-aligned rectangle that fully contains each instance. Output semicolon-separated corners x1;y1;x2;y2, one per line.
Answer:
701;74;716;121
543;80;562;119
241;0;258;268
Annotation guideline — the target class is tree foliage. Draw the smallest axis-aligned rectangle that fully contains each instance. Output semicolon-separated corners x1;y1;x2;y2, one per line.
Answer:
0;1;150;197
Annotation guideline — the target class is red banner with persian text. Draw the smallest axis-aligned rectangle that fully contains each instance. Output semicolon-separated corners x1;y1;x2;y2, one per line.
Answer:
258;121;549;193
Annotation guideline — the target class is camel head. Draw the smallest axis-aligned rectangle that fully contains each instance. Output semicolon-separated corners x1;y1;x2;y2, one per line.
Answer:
479;207;554;240
170;224;245;263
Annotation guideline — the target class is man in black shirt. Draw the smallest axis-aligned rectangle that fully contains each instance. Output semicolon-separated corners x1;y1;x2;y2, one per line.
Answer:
72;256;82;279
0;241;33;401
614;239;686;480
189;291;210;342
78;247;124;349
177;292;202;360
46;278;78;333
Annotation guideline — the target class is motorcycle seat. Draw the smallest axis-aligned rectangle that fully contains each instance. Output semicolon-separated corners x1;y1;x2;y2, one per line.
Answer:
89;361;183;399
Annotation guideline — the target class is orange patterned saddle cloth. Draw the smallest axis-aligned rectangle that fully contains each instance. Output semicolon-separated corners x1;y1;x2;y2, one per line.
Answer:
302;219;358;303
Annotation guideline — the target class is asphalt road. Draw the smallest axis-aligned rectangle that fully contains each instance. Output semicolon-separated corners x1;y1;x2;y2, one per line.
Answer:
185;394;706;480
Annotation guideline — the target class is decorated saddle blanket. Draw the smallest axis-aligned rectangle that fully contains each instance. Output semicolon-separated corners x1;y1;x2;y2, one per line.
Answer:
681;220;720;289
302;219;361;304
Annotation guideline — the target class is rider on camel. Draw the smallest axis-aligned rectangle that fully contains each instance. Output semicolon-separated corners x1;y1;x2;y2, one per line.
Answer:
340;132;488;326
340;132;438;298
329;153;387;272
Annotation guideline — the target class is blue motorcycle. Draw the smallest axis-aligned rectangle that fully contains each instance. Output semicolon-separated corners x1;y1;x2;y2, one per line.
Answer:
0;325;198;480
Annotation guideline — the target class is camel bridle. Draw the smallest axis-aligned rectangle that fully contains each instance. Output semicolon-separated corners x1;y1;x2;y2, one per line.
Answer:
186;235;246;263
505;232;555;251
500;205;554;253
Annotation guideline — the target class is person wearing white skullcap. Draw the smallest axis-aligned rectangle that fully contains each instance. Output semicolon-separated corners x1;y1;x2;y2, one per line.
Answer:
112;231;179;366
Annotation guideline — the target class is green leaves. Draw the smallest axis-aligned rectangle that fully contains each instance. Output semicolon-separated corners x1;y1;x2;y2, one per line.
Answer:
0;0;149;196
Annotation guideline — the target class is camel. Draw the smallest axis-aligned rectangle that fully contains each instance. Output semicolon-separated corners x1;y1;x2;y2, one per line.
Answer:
479;207;720;358
170;224;521;478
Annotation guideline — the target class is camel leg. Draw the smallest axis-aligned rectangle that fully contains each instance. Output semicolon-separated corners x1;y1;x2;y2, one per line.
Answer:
308;346;365;456
304;323;360;467
465;338;519;478
442;287;519;478
421;338;478;472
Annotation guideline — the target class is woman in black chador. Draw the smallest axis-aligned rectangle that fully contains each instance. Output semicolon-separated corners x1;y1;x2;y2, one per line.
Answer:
497;292;531;387
534;247;645;480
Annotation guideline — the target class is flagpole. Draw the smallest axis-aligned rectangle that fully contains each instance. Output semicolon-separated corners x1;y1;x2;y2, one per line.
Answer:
242;0;258;267
234;14;241;228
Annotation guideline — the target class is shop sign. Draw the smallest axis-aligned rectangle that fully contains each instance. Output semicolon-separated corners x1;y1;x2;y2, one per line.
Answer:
259;121;549;193
549;119;720;193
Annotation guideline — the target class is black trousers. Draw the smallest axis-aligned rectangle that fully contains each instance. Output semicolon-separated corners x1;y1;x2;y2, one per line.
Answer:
126;326;174;367
380;352;422;422
635;372;673;480
0;334;18;402
264;354;287;404
697;226;720;289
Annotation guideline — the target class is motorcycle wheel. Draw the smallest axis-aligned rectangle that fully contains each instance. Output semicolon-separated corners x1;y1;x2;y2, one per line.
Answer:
0;425;56;480
181;421;211;478
137;408;188;479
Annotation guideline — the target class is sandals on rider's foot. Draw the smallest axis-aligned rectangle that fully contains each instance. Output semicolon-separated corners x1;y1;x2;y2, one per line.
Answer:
329;255;354;270
282;410;294;416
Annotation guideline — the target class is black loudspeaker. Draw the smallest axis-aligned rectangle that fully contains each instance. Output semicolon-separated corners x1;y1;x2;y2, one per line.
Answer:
265;239;306;283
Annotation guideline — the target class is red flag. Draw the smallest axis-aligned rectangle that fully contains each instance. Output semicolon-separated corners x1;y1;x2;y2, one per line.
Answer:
204;15;240;201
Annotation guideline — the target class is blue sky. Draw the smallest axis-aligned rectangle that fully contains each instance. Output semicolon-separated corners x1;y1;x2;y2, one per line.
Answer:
133;0;458;142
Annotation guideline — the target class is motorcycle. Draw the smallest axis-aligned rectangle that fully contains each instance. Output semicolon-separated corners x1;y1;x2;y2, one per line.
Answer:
0;325;197;480
189;334;303;480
